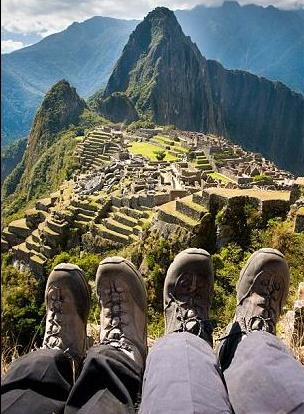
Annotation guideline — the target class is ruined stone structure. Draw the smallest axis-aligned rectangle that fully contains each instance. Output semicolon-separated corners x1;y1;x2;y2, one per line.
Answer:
2;125;302;277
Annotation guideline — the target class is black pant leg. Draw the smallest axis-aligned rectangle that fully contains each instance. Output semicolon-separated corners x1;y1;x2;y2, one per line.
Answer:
1;349;73;414
64;345;143;414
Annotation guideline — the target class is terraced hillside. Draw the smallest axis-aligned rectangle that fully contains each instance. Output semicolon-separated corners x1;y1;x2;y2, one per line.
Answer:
1;183;155;275
75;128;122;171
192;151;213;172
157;193;209;230
94;205;153;246
150;135;188;158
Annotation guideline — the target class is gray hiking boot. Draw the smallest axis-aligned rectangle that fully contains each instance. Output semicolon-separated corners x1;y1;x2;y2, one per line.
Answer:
164;248;214;345
96;256;147;369
42;263;91;365
218;248;290;370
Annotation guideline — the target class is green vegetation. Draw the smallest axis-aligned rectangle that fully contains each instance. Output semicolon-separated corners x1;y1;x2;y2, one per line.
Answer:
208;172;234;183
253;174;273;184
127;114;155;131
1;138;27;184
153;135;188;155
2;254;45;364
154;149;166;161
2;109;108;226
129;142;177;161
213;149;236;160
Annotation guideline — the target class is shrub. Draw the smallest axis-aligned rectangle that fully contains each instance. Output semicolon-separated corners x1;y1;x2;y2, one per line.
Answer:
154;150;166;161
2;257;45;360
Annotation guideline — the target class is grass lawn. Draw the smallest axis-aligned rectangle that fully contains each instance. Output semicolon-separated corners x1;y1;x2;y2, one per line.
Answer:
129;142;177;161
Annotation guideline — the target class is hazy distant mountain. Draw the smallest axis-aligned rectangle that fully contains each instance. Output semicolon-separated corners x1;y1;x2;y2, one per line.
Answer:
176;2;304;94
103;7;304;175
1;17;138;145
2;1;303;145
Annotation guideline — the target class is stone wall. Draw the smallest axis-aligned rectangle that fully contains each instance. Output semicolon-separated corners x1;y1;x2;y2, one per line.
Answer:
169;189;189;200
261;199;290;221
294;208;304;232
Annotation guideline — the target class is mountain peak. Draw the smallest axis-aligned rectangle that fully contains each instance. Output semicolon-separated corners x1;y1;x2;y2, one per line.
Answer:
103;6;196;100
144;7;181;36
146;6;175;20
25;80;86;170
103;7;213;130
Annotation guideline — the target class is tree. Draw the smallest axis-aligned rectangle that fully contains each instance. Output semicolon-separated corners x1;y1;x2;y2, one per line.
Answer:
154;150;166;161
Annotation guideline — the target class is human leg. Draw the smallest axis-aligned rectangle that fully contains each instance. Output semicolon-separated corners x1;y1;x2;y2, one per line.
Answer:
140;248;232;414
1;263;90;414
218;248;304;414
140;332;232;414
64;256;147;414
224;331;304;414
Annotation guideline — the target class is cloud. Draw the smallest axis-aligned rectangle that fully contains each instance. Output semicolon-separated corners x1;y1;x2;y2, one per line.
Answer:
1;39;25;53
1;0;304;38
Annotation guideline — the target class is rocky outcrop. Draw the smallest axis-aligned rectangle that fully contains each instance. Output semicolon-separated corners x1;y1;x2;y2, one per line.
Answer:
98;93;138;123
103;7;304;175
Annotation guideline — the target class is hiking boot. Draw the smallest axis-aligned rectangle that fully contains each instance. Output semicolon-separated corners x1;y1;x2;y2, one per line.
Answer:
96;256;147;369
218;248;290;370
164;248;214;345
42;263;91;365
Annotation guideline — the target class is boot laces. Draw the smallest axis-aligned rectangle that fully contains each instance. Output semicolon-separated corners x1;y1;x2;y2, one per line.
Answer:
44;286;64;349
100;285;132;352
242;274;280;334
220;274;280;342
166;292;212;336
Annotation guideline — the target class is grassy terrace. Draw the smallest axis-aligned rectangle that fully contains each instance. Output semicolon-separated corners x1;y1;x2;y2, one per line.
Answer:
207;172;235;183
153;135;189;154
129;142;178;161
204;187;290;201
158;200;199;227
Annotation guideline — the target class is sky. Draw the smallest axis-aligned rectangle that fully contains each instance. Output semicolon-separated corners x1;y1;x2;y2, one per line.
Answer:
2;0;304;53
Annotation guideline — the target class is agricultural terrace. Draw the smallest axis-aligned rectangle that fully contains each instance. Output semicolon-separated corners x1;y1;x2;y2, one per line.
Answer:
129;142;178;161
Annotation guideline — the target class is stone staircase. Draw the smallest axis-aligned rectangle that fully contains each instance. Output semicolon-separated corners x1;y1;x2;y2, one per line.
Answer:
192;151;213;172
94;205;152;246
10;212;71;277
157;192;208;229
76;129;122;170
2;218;32;250
67;198;99;230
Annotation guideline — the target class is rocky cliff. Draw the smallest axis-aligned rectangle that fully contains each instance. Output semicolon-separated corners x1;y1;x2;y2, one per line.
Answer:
104;7;304;175
98;93;138;123
1;138;27;185
207;61;304;175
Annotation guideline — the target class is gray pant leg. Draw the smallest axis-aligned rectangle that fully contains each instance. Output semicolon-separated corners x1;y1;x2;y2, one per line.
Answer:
140;332;232;414
224;331;304;414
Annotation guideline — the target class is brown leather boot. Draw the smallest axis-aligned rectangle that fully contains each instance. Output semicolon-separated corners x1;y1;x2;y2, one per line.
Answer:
95;256;147;369
42;263;90;368
218;248;290;370
164;248;214;346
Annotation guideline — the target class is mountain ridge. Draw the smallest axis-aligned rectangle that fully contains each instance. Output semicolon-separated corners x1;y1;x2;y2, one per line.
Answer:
2;1;303;145
102;7;304;175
